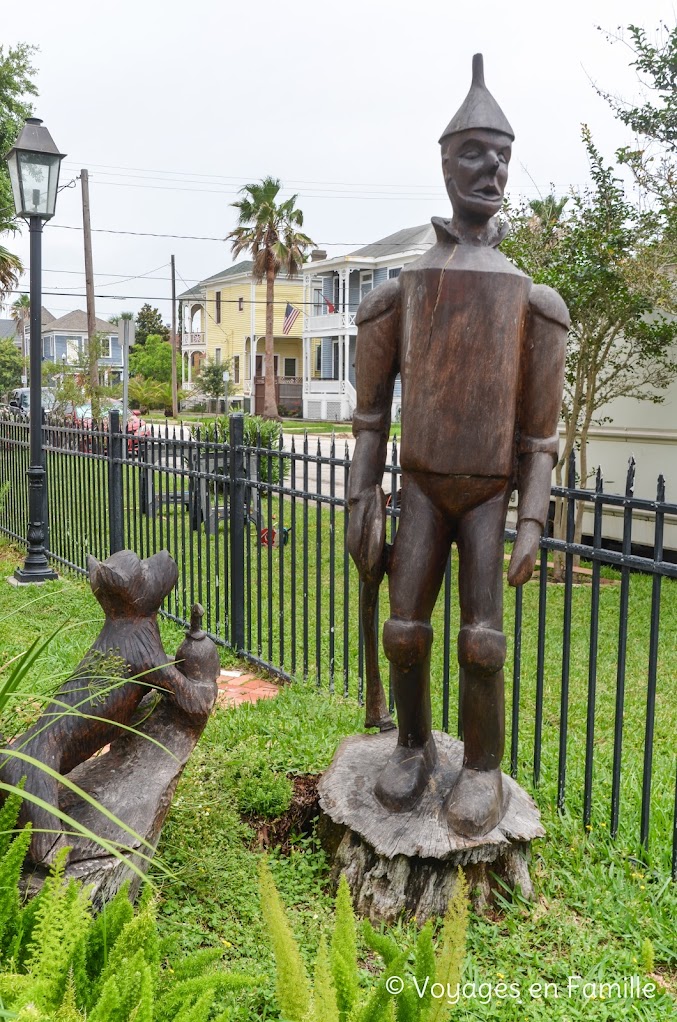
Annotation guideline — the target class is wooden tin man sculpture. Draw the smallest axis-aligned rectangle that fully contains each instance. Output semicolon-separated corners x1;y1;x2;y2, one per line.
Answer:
348;54;568;837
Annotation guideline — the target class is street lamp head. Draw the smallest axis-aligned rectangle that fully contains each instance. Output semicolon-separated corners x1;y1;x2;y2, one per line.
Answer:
5;118;66;220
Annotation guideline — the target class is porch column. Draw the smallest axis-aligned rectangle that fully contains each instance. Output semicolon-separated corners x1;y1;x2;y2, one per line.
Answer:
188;352;192;386
340;268;348;323
250;281;257;387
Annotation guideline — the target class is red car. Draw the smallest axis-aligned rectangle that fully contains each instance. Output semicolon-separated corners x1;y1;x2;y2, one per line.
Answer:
73;404;151;453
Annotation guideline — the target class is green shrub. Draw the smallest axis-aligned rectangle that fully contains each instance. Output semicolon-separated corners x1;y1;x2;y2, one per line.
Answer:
223;737;293;818
0;796;257;1020
199;414;281;448
199;414;283;484
235;772;293;817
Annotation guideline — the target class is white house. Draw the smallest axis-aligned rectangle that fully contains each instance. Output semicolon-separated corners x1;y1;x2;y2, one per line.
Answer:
576;369;677;550
301;225;435;421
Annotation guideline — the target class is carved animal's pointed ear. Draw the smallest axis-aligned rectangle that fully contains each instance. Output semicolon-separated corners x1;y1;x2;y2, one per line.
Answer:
87;555;99;589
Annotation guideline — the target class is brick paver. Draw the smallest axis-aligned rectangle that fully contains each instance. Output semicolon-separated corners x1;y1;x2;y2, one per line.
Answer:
216;668;279;708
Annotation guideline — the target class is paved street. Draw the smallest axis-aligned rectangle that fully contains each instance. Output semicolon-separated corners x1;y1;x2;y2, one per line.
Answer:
281;432;399;504
143;425;399;504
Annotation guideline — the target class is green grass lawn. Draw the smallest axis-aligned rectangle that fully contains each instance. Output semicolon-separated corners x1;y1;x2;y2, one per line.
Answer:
1;539;676;1020
3;446;677;870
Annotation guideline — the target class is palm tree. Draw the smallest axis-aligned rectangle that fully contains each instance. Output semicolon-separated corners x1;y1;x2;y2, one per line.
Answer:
10;292;29;384
227;177;313;420
0;246;21;302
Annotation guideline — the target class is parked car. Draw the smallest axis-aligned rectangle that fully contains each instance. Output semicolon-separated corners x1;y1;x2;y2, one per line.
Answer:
8;388;57;419
73;404;151;453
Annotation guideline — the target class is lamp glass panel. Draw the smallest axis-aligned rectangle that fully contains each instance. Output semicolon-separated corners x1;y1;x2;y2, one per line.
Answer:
18;151;60;216
7;155;21;214
45;153;60;213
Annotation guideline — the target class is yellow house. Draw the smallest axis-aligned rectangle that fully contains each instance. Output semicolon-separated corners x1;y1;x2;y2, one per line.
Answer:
179;260;304;415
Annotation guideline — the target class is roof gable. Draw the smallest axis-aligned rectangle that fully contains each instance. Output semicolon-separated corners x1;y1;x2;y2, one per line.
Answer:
42;309;118;335
348;224;436;259
0;319;18;340
177;259;304;300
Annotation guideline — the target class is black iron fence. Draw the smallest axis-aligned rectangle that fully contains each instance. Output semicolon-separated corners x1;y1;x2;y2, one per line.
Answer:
1;411;676;876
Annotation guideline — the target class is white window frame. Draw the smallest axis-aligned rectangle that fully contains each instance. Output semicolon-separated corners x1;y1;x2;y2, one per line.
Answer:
100;336;111;359
66;338;80;364
284;356;297;378
360;270;373;301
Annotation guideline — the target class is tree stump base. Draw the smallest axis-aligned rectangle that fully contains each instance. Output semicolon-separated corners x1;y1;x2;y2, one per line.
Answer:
21;693;212;909
318;730;544;924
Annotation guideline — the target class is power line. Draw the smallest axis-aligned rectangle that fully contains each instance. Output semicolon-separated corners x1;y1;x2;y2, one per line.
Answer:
48;224;238;241
47;221;430;248
41;265;188;283
61;161;447;191
4;287;348;307
87;179;444;201
41;261;172;291
60;160;592;196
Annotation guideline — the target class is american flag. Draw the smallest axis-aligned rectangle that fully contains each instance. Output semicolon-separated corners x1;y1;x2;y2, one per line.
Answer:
282;302;301;335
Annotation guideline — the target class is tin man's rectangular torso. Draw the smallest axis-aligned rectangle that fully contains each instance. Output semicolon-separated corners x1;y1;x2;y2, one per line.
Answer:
398;241;531;480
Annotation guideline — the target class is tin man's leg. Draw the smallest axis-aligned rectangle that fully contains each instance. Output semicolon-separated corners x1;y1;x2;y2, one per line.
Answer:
374;476;452;812
444;487;510;837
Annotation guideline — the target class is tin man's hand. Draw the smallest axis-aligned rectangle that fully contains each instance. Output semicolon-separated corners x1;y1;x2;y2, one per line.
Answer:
347;484;387;584
507;519;541;587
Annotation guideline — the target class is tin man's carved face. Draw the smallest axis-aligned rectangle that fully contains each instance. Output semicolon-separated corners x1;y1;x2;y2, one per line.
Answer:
441;129;512;223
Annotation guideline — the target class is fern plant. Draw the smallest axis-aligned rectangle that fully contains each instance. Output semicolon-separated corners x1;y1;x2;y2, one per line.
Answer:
0;796;256;1020
259;859;470;1022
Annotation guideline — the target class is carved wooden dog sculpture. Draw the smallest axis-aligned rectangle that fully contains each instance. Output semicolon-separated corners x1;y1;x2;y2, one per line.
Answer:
0;549;218;865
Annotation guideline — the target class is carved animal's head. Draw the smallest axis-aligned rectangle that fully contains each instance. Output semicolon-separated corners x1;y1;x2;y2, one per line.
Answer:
87;550;179;618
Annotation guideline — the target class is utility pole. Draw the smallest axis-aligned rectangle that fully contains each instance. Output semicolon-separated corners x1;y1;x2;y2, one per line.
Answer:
80;169;98;406
120;314;135;431
171;253;178;418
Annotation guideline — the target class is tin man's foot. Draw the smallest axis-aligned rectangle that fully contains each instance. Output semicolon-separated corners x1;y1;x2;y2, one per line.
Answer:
444;766;503;838
374;735;437;812
365;710;396;732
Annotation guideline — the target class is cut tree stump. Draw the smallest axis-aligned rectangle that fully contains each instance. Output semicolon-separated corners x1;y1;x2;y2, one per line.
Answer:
318;730;544;923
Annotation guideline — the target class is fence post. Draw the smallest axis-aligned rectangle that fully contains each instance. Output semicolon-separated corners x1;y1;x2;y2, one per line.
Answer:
41;409;50;555
108;409;124;554
229;413;246;651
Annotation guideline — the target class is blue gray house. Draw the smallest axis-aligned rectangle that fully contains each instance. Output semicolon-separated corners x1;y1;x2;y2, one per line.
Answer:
40;310;122;382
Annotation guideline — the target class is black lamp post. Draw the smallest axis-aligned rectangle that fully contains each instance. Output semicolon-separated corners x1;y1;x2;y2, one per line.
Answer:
5;118;65;583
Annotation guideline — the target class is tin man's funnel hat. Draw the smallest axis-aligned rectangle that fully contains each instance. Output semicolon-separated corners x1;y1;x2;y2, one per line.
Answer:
439;53;514;143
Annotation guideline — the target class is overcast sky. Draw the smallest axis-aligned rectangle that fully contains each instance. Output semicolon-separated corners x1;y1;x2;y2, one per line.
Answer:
2;0;675;324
